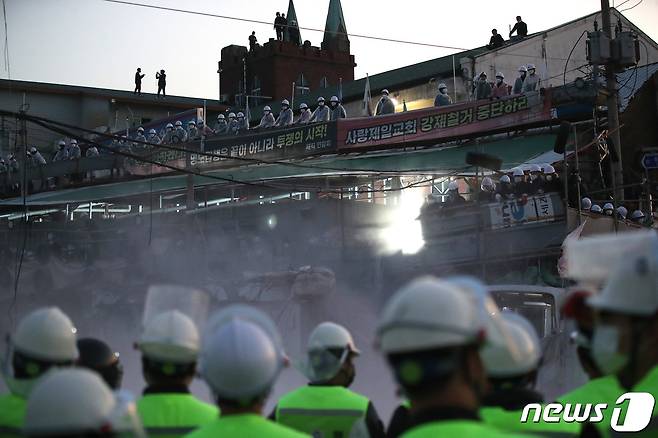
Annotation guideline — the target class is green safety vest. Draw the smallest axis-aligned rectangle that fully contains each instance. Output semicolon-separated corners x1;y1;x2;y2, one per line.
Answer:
137;393;219;437
185;414;307;438
275;385;370;437
402;419;534;437
0;393;26;438
480;405;580;437
606;365;658;438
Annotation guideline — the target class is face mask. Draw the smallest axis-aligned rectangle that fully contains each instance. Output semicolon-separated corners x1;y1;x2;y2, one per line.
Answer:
546;175;553;181
514;176;523;183
497;79;503;84
319;102;324;106
440;89;447;94
592;325;628;375
530;174;538;181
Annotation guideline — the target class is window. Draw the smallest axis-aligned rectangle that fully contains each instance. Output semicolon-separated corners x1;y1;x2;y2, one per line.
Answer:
295;73;310;96
320;76;330;89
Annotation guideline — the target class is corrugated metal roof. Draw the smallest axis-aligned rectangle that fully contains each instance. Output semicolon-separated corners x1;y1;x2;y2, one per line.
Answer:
617;61;658;111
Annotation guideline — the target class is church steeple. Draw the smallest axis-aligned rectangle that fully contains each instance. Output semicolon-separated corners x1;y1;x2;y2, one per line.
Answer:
322;0;350;52
284;0;302;45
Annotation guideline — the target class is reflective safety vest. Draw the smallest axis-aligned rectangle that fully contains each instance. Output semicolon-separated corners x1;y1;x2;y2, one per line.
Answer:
605;365;658;438
0;394;26;438
402;419;534;437
185;414;308;438
137;393;218;437
275;385;370;437
480;406;580;437
558;374;622;436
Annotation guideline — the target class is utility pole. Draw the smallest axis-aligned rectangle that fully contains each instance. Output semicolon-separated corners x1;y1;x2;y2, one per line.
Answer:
18;110;28;202
601;0;624;201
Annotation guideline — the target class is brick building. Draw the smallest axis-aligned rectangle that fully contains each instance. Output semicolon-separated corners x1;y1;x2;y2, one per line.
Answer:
219;0;355;107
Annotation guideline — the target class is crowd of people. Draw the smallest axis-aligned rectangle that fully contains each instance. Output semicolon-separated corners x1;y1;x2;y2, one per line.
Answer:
2;232;658;437
430;163;561;209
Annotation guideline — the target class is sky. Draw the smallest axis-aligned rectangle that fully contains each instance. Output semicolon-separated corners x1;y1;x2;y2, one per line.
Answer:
3;0;658;99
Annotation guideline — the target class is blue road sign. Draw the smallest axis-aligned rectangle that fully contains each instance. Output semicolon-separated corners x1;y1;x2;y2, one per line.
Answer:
641;153;658;170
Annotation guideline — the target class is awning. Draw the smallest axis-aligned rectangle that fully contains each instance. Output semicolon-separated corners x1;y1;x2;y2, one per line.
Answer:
0;134;556;206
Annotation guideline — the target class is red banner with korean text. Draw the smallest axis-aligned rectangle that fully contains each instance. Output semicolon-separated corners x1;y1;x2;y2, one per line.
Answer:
337;91;553;150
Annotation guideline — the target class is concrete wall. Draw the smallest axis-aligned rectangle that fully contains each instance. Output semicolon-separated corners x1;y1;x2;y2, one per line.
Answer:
464;11;658;91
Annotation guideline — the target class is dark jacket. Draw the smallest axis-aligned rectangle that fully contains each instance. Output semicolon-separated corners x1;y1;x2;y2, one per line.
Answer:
510;21;528;37
135;72;145;84
488;33;505;49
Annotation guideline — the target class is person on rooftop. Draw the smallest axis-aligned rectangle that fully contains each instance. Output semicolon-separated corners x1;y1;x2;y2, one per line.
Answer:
487;29;505;50
509;16;528;39
491;72;509;99
375;89;395;116
134;68;145;96
249;31;258;52
434;83;452;107
474;72;492;100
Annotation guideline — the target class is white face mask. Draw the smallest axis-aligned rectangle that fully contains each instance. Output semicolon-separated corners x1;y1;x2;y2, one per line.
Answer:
530;174;538;181
514;176;523;183
592;324;629;375
546;175;553;181
497;78;503;84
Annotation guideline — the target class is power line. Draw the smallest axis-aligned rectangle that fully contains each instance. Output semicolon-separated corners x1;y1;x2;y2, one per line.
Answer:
100;0;469;52
620;0;644;12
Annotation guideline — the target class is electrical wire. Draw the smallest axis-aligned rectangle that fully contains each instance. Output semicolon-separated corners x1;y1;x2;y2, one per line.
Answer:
100;0;469;52
620;0;644;12
1;0;9;78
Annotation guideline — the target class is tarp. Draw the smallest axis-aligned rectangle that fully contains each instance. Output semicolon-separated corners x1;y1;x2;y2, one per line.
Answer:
0;134;557;206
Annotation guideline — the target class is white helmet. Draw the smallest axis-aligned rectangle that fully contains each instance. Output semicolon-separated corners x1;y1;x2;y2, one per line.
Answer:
448;180;459;191
237;112;245;118
438;83;447;90
165;123;174;129
588;233;658;316
481;313;541;378
197;118;204;125
174;120;182;127
148;128;157;135
70;139;78;145
300;103;308;109
218;114;226;120
137;127;144;132
527;63;536;71
616;206;628;219
518;65;528;73
263;106;272;112
481;176;494;190
308;322;360;355
603;203;614;215
137;310;200;363
542;164;556;174
591;204;603;214
500;175;511;184
631;210;645;221
330;96;339;103
13;307;78;362
317;96;325;102
495;72;505;79
581;197;592;210
377;277;484;354
512;167;525;177
281;99;290;106
188;120;196;126
24;368;144;438
200;312;283;400
529;164;542;173
228;112;236;119
381;89;390;95
58;140;66;146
